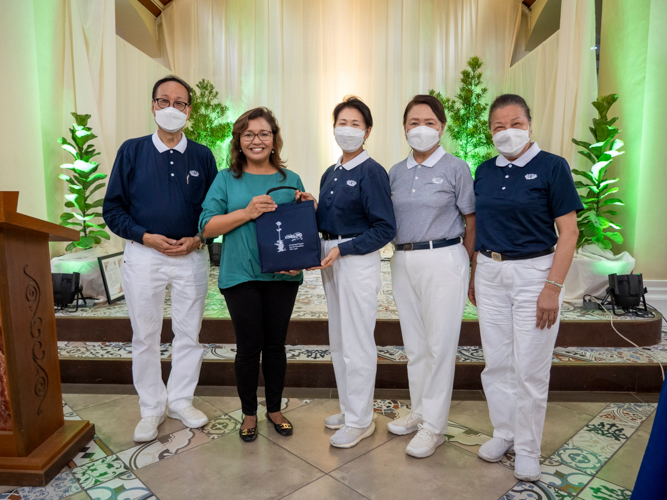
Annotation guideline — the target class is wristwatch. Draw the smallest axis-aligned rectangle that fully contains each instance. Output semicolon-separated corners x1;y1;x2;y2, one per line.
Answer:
195;232;207;250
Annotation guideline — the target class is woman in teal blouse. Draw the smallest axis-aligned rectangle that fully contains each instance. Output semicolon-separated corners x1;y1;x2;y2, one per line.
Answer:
199;107;305;442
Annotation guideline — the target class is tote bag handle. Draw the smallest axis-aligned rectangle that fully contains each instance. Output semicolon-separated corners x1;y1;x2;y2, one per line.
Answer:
266;185;301;203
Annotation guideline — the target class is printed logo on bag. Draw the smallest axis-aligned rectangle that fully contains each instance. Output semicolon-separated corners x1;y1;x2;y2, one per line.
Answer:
347;180;357;187
285;233;303;241
275;222;286;253
525;173;537;180
189;170;200;177
432;177;444;184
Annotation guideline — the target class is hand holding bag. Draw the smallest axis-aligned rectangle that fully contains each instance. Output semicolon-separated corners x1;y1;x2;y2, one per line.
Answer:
255;186;321;273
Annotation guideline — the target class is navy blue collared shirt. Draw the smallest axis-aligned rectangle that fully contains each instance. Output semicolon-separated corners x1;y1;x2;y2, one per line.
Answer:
103;133;217;243
316;151;396;256
474;143;583;256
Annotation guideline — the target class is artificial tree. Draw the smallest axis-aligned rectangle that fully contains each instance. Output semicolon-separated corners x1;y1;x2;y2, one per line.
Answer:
58;113;110;252
571;94;624;251
429;56;494;175
183;79;232;169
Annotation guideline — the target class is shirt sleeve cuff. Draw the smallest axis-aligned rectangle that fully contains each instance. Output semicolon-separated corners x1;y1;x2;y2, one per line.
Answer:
130;225;148;245
337;240;355;257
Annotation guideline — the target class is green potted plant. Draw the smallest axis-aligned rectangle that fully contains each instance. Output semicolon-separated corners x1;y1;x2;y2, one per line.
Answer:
563;94;635;302
51;113;113;302
429;56;494;176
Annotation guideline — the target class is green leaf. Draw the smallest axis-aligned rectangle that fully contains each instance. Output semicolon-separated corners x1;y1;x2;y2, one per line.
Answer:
583;223;601;238
600;198;624;207
590;213;610;229
86;199;104;209
64;201;75;208
85;222;107;229
87;183;106;197
61;144;77;157
574;181;591;190
73;213;96;221
605;231;624;243
89;230;110;240
73;159;98;174
75;236;95;249
67;184;83;194
599;187;619;199
66;242;77;252
60;213;75;220
571;169;596;183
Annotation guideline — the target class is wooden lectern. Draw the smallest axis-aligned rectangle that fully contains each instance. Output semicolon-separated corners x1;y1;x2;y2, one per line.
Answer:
0;192;94;486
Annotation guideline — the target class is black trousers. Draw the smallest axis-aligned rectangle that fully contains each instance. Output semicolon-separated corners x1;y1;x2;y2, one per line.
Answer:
221;280;300;415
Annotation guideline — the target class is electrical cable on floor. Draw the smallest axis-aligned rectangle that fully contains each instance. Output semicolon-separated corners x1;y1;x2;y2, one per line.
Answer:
591;297;665;381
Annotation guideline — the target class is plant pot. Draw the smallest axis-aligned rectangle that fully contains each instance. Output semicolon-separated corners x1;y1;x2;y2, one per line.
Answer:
50;243;119;303
208;242;222;266
563;244;635;303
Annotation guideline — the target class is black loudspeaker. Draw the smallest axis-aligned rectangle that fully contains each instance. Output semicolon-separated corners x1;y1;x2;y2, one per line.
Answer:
607;273;648;314
52;272;81;308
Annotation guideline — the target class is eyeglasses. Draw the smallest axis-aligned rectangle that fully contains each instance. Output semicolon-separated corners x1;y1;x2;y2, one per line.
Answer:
154;98;190;112
241;130;273;142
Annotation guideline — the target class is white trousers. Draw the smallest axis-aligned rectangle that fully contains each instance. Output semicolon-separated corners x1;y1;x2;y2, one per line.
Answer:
321;238;380;428
475;252;563;457
122;241;209;417
391;244;469;434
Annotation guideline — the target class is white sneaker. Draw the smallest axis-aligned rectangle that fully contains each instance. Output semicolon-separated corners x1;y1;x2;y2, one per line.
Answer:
134;415;165;442
324;413;345;430
387;411;423;436
478;437;514;462
166;406;208;428
330;423;376;448
325;412;377;430
406;424;446;458
514;454;541;482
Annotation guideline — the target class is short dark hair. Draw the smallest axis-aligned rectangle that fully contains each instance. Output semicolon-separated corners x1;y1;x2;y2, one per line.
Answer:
488;94;531;127
152;75;193;104
403;95;447;125
332;96;373;128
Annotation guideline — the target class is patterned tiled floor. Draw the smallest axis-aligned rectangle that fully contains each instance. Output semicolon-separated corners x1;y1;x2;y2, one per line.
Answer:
56;326;667;367
55;264;659;323
0;395;654;500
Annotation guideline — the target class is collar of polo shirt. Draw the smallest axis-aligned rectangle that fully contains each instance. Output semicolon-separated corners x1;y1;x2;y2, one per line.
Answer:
496;142;541;167
152;130;188;154
407;145;446;169
336;149;370;171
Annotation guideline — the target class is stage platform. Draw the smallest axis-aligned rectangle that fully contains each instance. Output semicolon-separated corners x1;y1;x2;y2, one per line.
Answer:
56;264;666;392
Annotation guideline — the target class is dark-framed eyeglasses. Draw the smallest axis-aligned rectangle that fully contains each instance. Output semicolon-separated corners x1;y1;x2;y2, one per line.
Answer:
241;130;273;142
154;98;190;112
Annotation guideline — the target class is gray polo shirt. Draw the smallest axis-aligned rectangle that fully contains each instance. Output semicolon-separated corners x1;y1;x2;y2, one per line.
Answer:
389;146;475;244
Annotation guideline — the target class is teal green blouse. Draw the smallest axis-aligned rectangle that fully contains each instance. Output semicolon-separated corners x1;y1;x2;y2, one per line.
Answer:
199;168;306;289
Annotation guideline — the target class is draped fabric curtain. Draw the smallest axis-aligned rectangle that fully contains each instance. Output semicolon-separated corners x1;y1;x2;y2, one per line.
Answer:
505;0;598;170
0;0;169;252
160;0;522;192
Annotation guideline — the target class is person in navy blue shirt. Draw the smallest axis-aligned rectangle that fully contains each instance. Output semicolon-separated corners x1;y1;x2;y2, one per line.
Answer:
470;94;582;482
103;76;217;444
299;96;396;448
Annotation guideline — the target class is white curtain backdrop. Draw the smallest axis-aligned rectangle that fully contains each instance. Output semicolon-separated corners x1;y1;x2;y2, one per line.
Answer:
160;0;522;192
505;0;598;169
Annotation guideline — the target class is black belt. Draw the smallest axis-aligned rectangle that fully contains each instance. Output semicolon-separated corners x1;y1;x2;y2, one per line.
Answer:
481;247;554;262
394;237;461;252
321;231;361;241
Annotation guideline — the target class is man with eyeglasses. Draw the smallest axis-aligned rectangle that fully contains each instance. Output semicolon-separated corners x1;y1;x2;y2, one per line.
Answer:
103;75;217;442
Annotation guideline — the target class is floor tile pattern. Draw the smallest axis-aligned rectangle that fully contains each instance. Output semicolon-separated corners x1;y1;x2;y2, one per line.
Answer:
2;396;655;499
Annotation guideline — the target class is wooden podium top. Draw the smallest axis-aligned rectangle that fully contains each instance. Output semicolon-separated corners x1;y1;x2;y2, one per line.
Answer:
0;192;79;242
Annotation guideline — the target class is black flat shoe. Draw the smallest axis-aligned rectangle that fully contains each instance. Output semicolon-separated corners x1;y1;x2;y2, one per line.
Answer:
239;424;258;442
267;414;293;436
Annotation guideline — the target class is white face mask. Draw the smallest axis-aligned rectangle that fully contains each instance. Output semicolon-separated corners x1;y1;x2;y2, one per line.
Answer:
493;127;531;158
406;126;441;152
154;107;188;133
334;127;366;153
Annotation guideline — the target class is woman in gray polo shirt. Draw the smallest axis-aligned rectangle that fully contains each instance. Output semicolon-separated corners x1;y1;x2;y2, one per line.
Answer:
387;95;476;458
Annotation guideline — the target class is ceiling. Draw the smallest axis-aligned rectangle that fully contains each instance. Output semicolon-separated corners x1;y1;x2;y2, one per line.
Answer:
136;0;538;18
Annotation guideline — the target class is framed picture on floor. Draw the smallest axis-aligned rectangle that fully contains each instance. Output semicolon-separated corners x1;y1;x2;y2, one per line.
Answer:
98;252;124;304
